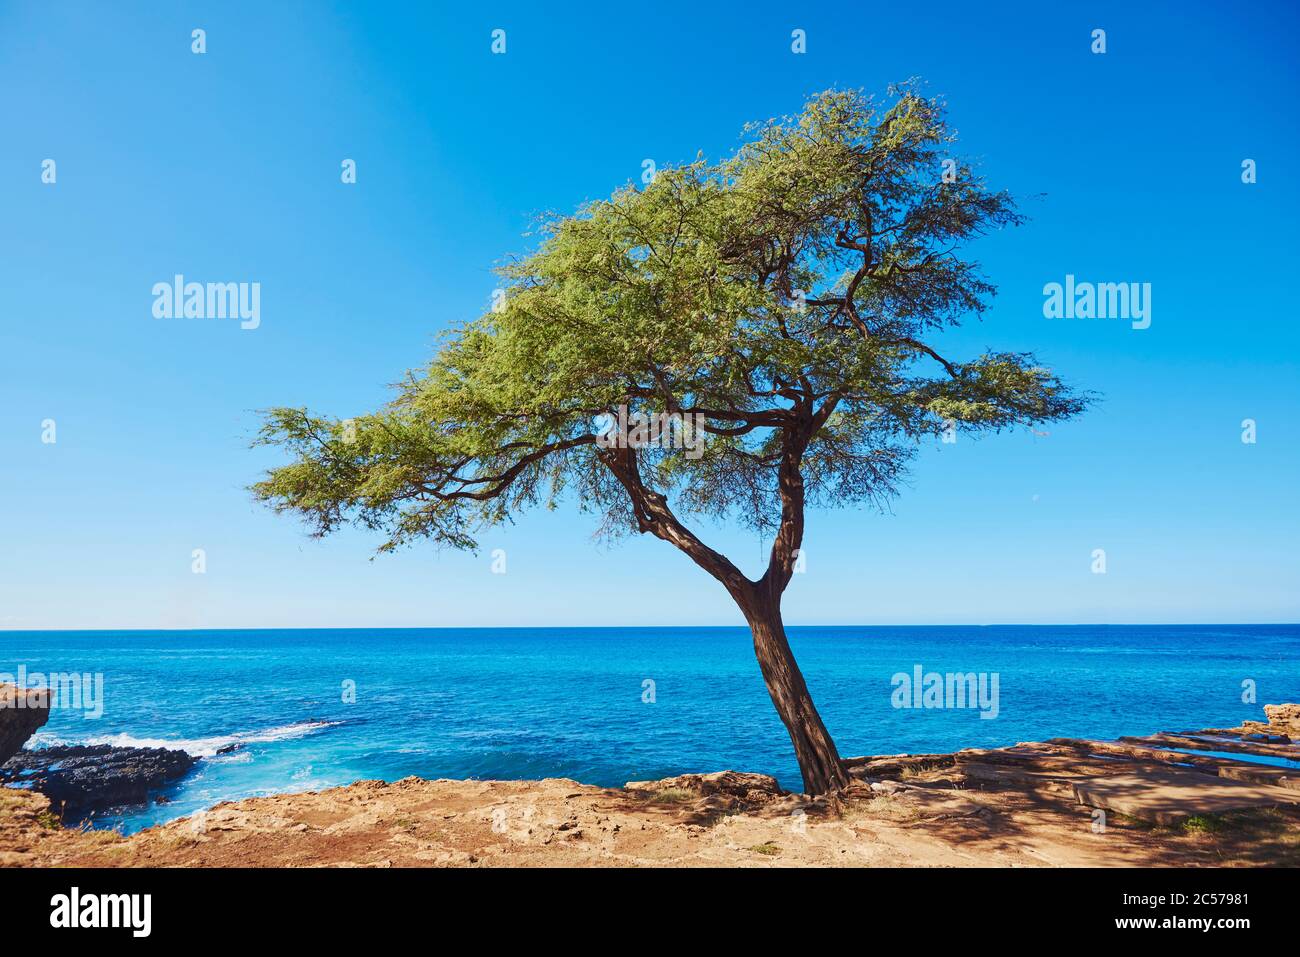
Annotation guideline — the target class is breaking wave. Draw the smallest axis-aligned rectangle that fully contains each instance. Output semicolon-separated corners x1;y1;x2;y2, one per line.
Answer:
28;720;341;758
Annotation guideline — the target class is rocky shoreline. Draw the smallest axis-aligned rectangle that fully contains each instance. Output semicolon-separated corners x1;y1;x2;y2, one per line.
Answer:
0;744;197;814
1;698;1298;867
0;683;199;817
4;685;1300;867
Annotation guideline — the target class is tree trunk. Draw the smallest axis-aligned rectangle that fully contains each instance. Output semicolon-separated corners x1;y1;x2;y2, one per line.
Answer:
741;592;849;795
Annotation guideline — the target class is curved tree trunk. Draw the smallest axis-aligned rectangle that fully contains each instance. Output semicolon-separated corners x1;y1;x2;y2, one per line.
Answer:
740;592;849;795
596;440;848;794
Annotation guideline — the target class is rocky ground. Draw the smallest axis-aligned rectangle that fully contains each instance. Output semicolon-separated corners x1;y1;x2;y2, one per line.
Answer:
3;695;1298;868
4;759;1298;868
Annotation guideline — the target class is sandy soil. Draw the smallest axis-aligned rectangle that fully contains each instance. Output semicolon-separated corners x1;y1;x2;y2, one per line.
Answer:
5;760;1298;867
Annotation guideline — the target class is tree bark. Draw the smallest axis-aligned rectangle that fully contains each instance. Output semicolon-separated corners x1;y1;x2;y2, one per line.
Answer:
740;589;849;795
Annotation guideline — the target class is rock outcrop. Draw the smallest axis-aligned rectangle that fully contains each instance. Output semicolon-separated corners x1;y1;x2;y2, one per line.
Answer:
1240;703;1300;740
1263;703;1300;735
0;743;196;814
624;770;786;811
0;684;49;766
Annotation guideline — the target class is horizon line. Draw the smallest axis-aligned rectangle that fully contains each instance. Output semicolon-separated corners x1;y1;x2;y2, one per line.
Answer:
2;621;1297;634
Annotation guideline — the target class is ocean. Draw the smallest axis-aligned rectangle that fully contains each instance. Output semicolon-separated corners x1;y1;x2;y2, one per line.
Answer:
2;624;1297;833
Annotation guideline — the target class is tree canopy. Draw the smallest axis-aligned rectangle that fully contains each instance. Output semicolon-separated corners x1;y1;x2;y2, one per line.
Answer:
254;84;1085;597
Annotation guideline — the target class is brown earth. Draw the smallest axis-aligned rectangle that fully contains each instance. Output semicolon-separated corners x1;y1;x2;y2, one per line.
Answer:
5;758;1298;868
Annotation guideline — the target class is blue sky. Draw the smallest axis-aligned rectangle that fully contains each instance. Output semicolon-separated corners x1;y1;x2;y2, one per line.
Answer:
2;0;1297;629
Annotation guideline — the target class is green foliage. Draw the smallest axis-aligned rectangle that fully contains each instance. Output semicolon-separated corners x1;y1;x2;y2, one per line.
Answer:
36;809;61;830
253;83;1089;561
1182;814;1227;834
647;788;695;804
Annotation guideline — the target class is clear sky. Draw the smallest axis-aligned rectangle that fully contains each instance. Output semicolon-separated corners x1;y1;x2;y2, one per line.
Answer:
2;0;1297;629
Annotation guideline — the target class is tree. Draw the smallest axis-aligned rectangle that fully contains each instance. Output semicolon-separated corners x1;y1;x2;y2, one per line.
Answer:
252;85;1089;795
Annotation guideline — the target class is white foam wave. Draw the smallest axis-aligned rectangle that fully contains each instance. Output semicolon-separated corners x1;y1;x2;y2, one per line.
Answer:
29;720;340;758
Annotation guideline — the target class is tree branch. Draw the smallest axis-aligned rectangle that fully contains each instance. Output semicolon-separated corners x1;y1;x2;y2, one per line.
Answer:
597;444;753;602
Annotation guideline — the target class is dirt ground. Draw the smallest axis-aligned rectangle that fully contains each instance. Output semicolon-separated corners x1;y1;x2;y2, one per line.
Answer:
5;760;1297;868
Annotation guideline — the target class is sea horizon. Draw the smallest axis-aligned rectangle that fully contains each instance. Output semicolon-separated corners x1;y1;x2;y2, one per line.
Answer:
5;621;1298;633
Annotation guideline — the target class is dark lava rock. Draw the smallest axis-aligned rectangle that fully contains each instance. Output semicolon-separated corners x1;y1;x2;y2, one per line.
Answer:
0;684;50;765
0;743;197;813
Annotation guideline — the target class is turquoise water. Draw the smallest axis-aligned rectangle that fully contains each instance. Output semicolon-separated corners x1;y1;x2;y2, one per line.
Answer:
2;625;1297;833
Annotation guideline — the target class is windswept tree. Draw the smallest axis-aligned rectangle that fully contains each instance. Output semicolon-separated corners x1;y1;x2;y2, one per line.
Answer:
253;85;1088;795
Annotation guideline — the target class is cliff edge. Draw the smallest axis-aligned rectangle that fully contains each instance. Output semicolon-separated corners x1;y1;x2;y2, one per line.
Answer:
0;684;49;766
